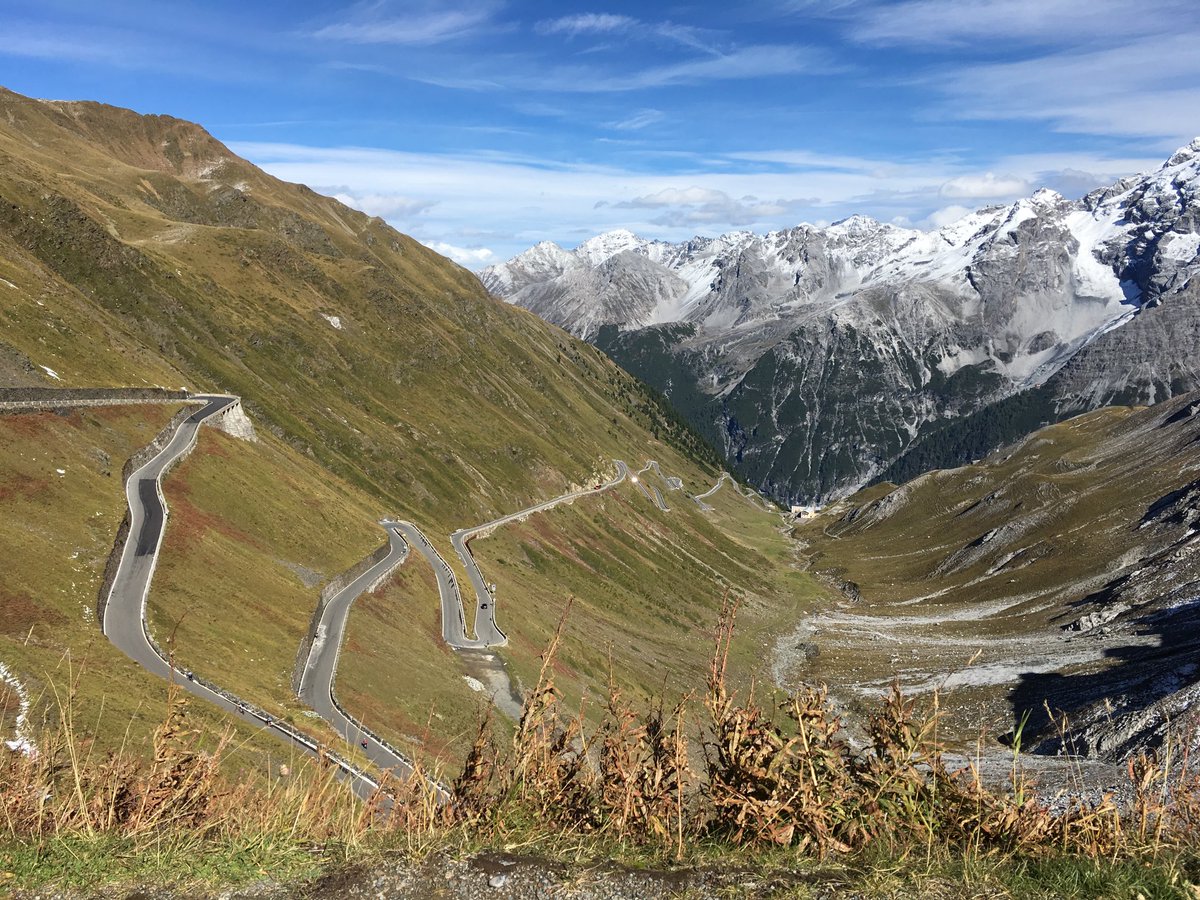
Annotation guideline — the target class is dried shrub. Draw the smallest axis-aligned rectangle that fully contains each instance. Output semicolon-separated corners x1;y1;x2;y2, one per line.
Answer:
9;597;1200;869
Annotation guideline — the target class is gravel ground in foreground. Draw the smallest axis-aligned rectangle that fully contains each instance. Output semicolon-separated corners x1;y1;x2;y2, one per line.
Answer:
12;852;866;900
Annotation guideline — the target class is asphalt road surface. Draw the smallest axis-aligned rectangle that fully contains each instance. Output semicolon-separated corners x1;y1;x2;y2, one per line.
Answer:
644;460;684;491
101;394;382;800
689;471;776;511
692;472;733;503
448;460;630;647
296;523;427;789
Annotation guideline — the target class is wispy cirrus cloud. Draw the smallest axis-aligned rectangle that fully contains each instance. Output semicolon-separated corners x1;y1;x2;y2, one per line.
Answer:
726;148;937;176
785;0;1200;144
312;2;500;45
607;108;664;130
851;0;1192;45
0;31;135;66
598;43;830;89
757;0;1199;144
412;43;828;92
0;19;260;80
936;32;1200;142
536;12;723;54
574;44;831;92
536;13;633;36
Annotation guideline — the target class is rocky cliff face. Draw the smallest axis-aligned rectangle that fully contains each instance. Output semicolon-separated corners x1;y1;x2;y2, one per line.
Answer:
483;141;1200;503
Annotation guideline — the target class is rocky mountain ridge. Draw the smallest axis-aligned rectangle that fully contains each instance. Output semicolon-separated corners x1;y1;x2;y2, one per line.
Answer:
483;140;1200;503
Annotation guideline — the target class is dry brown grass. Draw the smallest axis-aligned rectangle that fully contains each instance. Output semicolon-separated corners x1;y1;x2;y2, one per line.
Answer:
1;678;367;852
420;594;1200;864
8;597;1200;876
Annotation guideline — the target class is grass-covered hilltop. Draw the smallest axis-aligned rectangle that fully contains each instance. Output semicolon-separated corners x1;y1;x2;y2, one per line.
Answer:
4;86;1200;899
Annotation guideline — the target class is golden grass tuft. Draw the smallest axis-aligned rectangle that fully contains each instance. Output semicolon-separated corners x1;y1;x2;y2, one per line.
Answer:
8;595;1200;886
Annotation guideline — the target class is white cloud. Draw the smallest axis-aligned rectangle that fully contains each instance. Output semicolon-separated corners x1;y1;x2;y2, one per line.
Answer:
412;43;827;93
424;241;495;266
615;45;824;89
939;172;1031;199
332;192;438;219
608;109;665;130
618;186;733;208
613;186;819;226
536;13;635;36
232;140;1171;262
313;3;497;45
0;32;136;66
931;31;1200;143
853;0;1191;45
652;23;724;54
784;0;1200;144
925;205;973;228
728;148;937;176
536;13;722;53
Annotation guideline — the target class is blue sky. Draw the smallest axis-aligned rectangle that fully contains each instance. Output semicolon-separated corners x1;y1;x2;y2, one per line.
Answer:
2;0;1199;267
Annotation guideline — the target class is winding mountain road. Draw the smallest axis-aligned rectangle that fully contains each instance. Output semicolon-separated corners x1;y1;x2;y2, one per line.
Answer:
691;471;776;512
101;394;382;800
294;462;639;755
448;460;631;648
634;461;673;511
643;460;684;491
296;524;430;790
100;391;769;797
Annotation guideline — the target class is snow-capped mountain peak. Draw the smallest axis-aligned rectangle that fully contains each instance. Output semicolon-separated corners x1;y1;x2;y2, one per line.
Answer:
1165;137;1200;168
479;239;576;294
827;214;885;236
481;141;1200;503
574;229;647;265
482;140;1200;354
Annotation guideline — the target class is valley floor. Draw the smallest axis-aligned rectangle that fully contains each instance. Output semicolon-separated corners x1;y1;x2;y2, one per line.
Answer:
792;393;1200;763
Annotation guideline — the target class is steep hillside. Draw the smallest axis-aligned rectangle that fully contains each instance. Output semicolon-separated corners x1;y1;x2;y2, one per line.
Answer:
0;87;802;767
485;143;1200;504
793;391;1200;761
0;87;715;532
0;405;325;772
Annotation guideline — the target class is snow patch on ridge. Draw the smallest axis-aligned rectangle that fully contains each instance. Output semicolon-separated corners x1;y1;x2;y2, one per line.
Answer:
1162;232;1200;263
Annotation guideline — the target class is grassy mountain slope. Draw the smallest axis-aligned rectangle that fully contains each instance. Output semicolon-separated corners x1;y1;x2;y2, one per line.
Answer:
0;406;322;772
0;87;713;530
0;87;804;765
795;391;1200;758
